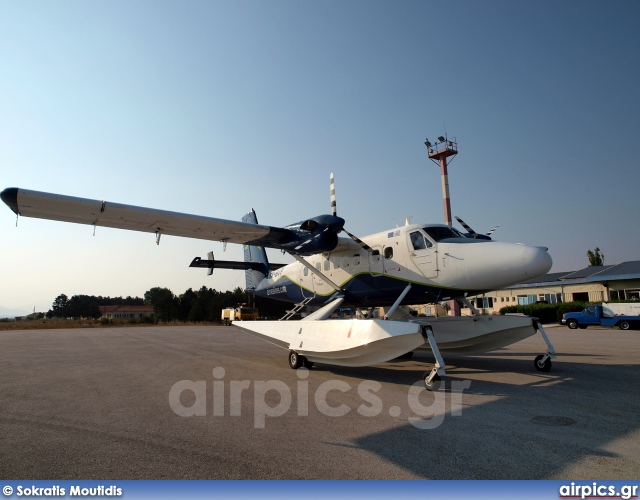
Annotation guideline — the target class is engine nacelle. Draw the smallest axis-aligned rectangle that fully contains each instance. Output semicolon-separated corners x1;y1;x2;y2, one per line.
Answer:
282;214;345;255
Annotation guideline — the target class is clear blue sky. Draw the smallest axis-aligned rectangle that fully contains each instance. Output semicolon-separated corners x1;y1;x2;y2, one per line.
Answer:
1;0;639;312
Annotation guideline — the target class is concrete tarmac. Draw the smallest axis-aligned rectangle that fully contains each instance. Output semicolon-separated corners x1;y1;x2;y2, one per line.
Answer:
0;324;639;479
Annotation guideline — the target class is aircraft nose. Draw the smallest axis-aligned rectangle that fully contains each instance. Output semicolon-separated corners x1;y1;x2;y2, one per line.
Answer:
522;246;552;279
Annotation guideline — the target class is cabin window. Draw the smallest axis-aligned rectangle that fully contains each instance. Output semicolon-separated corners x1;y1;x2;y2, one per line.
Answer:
342;256;350;268
332;258;341;269
315;263;321;271
371;250;381;263
304;268;308;276
324;260;330;271
384;247;393;259
352;254;361;267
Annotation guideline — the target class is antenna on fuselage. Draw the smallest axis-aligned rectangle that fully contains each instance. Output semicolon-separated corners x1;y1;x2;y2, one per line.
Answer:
391;216;413;227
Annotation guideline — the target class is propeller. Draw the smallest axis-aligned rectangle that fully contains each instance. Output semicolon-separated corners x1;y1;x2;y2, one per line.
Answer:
454;216;499;240
330;173;373;253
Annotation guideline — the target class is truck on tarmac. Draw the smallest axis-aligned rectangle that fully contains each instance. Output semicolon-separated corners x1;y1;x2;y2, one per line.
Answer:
562;304;639;330
221;305;258;325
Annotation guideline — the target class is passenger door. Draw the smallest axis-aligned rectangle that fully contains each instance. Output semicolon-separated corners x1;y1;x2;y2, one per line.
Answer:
299;265;315;299
408;230;438;278
369;247;383;276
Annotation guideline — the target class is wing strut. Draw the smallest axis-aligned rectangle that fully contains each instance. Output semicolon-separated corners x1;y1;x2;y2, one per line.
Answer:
288;253;342;292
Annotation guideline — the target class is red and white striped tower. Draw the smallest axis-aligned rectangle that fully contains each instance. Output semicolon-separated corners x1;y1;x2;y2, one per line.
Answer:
426;135;460;316
425;135;458;226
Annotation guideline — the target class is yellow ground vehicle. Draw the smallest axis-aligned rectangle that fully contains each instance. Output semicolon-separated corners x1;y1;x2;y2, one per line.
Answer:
221;306;258;325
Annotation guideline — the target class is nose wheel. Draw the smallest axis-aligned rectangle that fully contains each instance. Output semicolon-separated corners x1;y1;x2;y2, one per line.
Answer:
533;320;556;372
423;370;441;391
534;354;552;372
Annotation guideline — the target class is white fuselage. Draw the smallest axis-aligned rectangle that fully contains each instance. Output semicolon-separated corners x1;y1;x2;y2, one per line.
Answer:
256;223;552;307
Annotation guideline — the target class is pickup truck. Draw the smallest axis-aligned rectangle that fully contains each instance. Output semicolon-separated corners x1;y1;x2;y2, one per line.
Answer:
562;305;639;330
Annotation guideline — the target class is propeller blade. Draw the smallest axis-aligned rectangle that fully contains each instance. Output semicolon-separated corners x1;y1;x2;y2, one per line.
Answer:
485;225;500;236
330;172;371;253
343;228;372;252
454;216;478;238
330;172;337;217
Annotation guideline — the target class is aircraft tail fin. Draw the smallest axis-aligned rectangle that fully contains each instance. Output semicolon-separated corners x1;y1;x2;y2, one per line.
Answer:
242;209;270;290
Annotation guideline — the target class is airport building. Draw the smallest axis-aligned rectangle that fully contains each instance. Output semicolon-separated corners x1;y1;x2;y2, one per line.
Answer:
462;260;640;315
99;305;155;319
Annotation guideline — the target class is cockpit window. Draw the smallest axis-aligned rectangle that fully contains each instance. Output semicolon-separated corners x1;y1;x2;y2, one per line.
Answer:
423;226;464;241
410;231;428;250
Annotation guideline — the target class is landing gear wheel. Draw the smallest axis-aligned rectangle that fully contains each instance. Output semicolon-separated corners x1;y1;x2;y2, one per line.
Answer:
302;357;314;369
288;350;302;369
534;354;552;372
423;371;441;391
567;319;578;329
619;321;630;331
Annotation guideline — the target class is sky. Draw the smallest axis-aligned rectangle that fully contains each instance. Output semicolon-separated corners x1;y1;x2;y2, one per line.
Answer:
1;0;639;313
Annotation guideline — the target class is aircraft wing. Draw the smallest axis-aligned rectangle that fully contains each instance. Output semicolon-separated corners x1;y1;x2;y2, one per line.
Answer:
1;187;295;247
332;236;365;253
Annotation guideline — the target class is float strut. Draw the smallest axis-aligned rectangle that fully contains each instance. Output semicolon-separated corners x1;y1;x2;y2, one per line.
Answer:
384;284;412;320
421;324;446;386
534;318;557;366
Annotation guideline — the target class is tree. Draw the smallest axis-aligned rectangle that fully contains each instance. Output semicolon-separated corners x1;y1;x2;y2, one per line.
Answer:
177;288;197;322
144;287;173;307
145;287;177;322
187;301;206;322
66;295;101;319
587;247;605;267
50;294;70;318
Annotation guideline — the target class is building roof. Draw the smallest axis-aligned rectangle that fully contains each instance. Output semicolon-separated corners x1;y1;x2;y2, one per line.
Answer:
561;266;614;280
509;260;640;289
595;260;640;276
99;305;155;313
585;260;640;282
519;272;573;285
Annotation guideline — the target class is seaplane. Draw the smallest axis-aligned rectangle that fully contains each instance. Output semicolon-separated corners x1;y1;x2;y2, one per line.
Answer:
1;174;556;389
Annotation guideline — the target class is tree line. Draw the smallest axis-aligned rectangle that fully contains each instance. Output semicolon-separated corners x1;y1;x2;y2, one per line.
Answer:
47;294;144;319
47;286;289;322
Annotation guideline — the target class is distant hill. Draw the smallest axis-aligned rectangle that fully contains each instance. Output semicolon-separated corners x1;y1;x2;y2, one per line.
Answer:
0;306;31;319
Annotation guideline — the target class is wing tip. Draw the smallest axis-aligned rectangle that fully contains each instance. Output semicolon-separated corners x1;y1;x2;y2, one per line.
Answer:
1;187;19;215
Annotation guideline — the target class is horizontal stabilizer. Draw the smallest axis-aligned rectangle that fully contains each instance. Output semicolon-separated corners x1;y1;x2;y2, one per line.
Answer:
189;256;285;273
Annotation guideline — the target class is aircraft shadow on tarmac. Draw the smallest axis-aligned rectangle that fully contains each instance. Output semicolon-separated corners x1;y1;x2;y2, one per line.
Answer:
313;352;640;479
